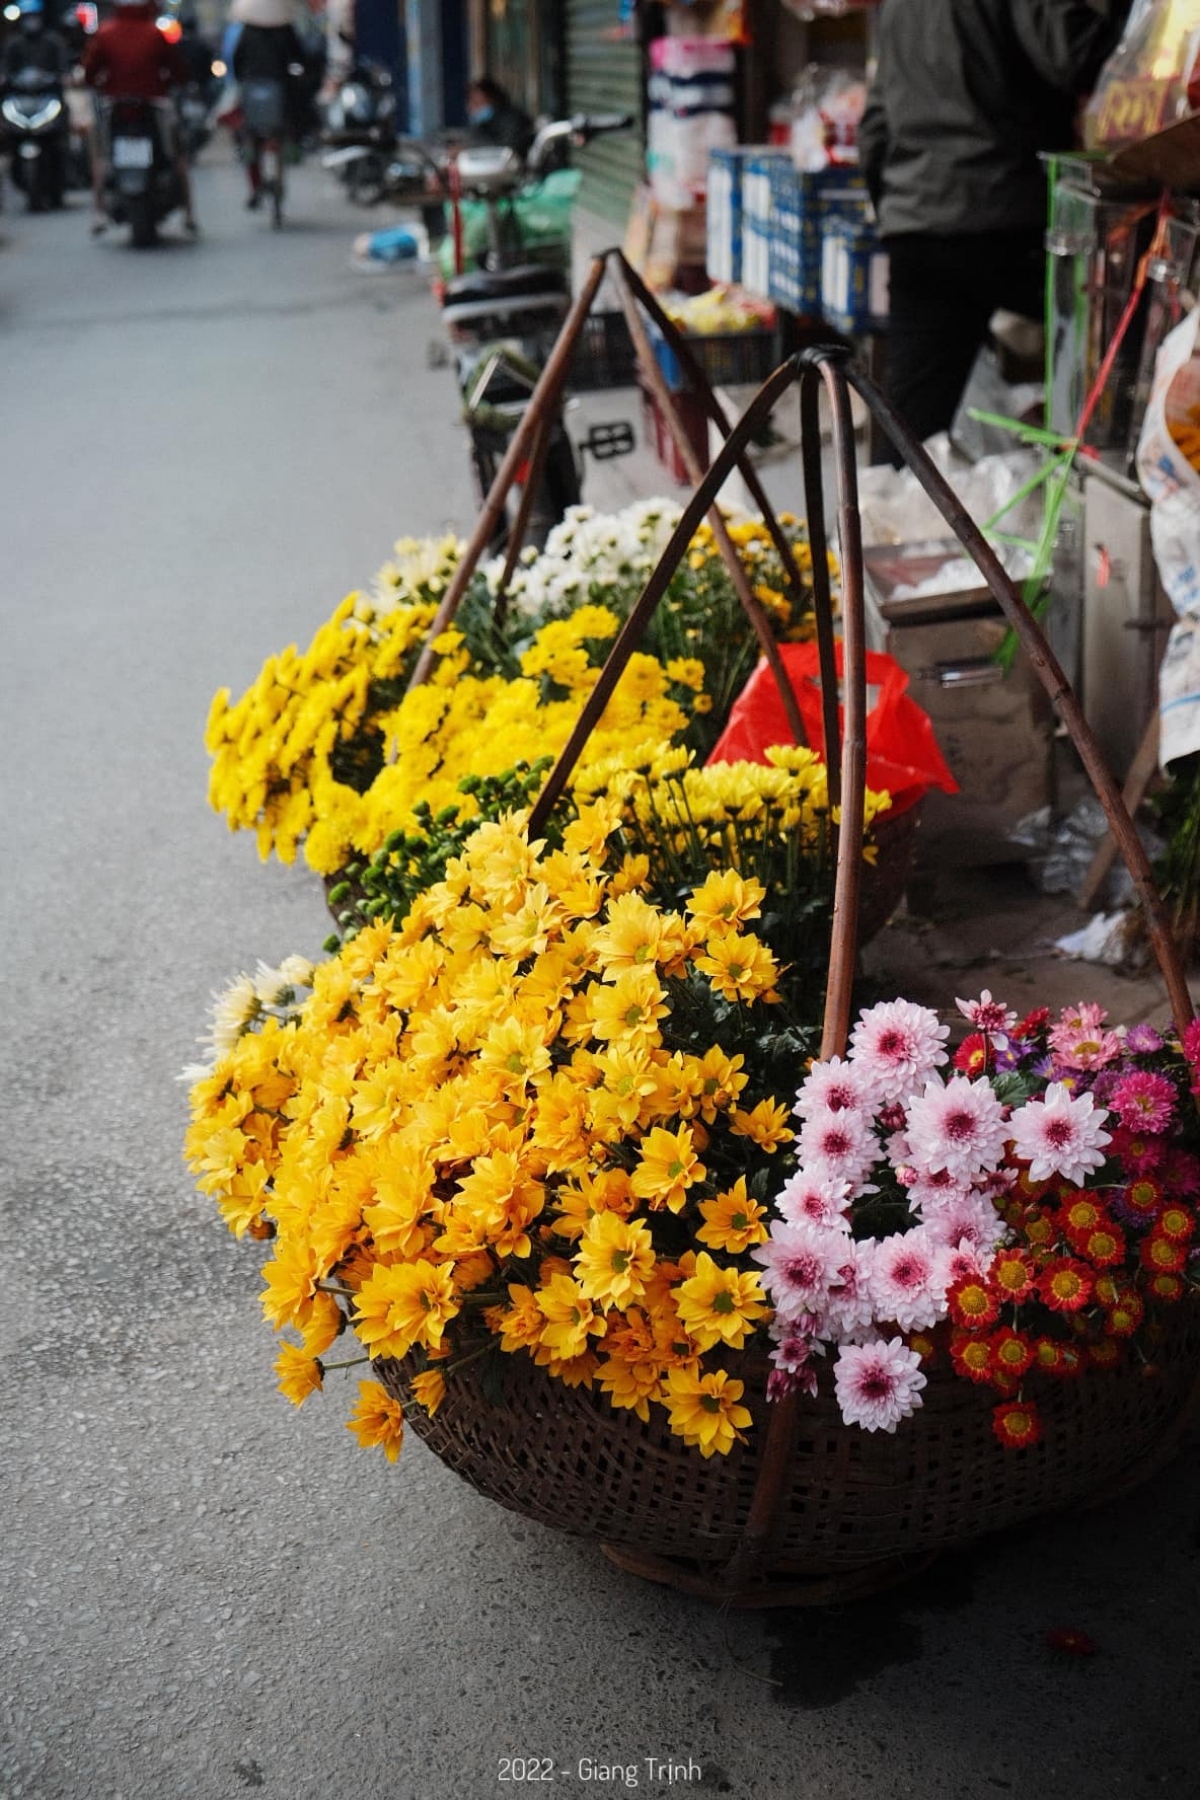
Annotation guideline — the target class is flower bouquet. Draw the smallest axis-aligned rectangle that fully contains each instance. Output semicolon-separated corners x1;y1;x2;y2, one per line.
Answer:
203;501;824;879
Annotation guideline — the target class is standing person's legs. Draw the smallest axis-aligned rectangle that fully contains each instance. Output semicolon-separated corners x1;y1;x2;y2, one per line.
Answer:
879;234;997;462
245;133;263;206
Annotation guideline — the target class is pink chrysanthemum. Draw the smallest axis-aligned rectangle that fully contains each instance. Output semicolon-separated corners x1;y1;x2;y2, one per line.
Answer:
1180;1018;1200;1067
1009;1081;1112;1185
956;989;1018;1034
795;1106;878;1190
870;1229;951;1332
904;1074;1010;1181
919;1192;1008;1257
903;1162;972;1214
821;1239;878;1341
1048;1003;1121;1072
833;1337;927;1433
1109;1070;1177;1135
752;1221;847;1320
794;1055;871;1121
848;999;948;1104
767;1320;826;1400
774;1169;854;1232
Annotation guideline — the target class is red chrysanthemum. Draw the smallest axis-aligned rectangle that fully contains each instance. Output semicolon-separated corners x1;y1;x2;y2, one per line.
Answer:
989;1325;1034;1378
950;1330;994;1384
1121;1175;1163;1220
1157;1203;1195;1244
1140;1233;1187;1274
1103;1292;1145;1337
1020;1209;1057;1250
1107;1128;1166;1175
991;1249;1036;1302
1162;1149;1200;1196
1088;1338;1123;1370
1092;1271;1121;1307
1072;1221;1126;1268
1034;1336;1067;1374
1014;1006;1051;1041
1036;1257;1093;1313
1148;1271;1185;1302
953;1032;989;1076
947;1276;999;1329
993;1399;1042;1448
1059;1194;1104;1237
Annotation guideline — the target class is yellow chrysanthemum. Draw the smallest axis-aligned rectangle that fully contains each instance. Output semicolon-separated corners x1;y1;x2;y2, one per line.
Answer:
275;1343;324;1407
347;1379;406;1462
674;1252;769;1351
629;1123;704;1213
574;1212;657;1309
353;1260;461;1360
696;1178;770;1253
662;1366;753;1457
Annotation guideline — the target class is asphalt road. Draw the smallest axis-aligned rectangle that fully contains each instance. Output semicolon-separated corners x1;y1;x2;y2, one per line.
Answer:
2;154;1198;1800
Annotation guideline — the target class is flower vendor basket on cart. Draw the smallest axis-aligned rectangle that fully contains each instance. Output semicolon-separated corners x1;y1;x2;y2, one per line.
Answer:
371;289;1200;1606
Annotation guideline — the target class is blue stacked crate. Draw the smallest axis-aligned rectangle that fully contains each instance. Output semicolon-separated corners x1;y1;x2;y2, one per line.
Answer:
821;214;890;335
706;146;771;287
739;150;792;301
766;168;869;316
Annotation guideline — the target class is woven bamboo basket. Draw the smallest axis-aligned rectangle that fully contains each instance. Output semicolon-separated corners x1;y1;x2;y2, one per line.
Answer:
367;308;1200;1603
379;1297;1200;1590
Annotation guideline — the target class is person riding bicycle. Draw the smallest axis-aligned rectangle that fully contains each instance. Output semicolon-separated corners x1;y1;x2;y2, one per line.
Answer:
230;0;304;209
83;0;196;235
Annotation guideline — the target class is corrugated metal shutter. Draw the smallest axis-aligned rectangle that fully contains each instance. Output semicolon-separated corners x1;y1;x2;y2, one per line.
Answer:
565;0;644;224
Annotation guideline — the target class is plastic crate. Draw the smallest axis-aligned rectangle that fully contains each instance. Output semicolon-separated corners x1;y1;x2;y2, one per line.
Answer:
768;165;868;315
568;311;638;390
821;215;889;334
650;321;778;392
639;376;709;484
707;146;776;285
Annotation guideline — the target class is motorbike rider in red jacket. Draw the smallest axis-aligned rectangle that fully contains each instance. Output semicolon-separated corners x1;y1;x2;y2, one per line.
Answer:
82;0;197;236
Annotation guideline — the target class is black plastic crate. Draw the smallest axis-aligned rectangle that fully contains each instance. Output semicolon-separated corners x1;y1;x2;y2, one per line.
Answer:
568;311;638;390
652;325;779;393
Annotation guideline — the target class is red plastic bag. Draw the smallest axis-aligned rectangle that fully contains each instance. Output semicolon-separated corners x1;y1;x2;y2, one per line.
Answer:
707;641;959;816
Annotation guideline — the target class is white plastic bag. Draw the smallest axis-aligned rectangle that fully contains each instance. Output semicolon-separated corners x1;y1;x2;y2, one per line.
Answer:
1136;309;1200;765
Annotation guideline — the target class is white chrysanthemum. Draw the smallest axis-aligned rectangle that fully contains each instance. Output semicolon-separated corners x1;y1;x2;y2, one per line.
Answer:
869;1229;951;1332
773;1169;854;1231
1009;1081;1112;1184
848;998;949;1102
794;1055;871;1121
795;1103;879;1189
206;972;259;1056
904;1074;1010;1181
834;1337;927;1433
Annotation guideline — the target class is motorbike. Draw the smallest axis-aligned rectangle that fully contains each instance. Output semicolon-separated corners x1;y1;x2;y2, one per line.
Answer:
319;57;397;206
423;114;636;552
100;96;185;246
1;64;68;210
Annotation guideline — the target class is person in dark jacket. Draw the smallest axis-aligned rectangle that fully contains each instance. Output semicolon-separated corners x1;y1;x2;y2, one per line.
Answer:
467;75;534;158
859;0;1132;457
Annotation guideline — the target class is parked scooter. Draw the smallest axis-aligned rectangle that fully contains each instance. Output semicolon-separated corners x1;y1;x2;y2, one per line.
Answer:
319;56;396;205
99;95;185;244
2;61;68;207
430;113;636;551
